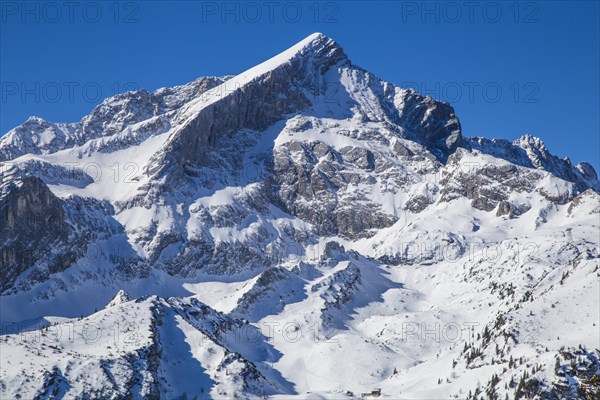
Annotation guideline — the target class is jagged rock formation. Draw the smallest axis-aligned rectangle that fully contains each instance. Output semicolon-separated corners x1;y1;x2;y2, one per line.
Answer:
0;172;73;291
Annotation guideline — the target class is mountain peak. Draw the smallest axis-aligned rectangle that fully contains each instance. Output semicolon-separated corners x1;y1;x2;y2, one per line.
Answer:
105;289;131;308
232;32;348;84
289;32;347;63
515;133;546;149
285;32;338;54
297;32;327;45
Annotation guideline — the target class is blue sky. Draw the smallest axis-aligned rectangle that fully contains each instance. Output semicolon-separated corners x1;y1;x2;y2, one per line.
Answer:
1;1;598;169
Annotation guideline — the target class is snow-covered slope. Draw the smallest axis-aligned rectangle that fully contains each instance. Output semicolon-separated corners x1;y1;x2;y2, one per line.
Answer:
1;33;598;399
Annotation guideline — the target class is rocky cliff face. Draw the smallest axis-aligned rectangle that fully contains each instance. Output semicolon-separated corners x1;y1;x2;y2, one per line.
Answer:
0;33;598;399
0;172;72;291
153;35;345;171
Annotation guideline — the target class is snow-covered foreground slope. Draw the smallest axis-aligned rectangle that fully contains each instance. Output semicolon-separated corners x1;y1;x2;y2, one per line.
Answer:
1;33;598;399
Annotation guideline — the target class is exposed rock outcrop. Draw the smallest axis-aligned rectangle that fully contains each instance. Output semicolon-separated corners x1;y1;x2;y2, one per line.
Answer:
0;174;71;291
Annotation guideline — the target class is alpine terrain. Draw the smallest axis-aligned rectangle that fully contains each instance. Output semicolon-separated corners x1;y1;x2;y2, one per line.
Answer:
0;33;598;399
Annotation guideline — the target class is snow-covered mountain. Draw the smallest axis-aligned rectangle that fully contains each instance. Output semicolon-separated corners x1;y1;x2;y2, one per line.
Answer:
0;33;598;399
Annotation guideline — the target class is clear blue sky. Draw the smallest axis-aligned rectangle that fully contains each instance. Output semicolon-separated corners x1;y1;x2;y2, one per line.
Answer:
1;1;598;170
